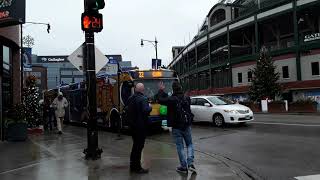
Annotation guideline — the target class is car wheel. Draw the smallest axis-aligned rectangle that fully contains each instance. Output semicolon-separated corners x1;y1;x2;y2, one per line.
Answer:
213;114;225;127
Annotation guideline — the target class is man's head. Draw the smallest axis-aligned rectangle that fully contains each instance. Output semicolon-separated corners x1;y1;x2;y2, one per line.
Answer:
135;83;145;94
172;81;183;94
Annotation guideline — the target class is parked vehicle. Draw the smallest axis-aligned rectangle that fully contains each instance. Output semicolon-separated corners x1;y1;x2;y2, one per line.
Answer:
190;96;254;127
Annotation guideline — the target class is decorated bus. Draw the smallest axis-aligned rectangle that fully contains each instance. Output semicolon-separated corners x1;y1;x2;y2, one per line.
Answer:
57;69;178;131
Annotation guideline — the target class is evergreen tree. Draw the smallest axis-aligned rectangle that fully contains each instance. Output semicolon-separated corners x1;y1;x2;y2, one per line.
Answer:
248;47;281;102
23;75;40;128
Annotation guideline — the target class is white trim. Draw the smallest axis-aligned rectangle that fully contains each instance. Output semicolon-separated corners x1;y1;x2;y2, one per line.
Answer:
257;3;293;20
183;48;188;55
229;16;255;30
297;0;318;6
209;27;228;39
196;36;207;45
189;43;196;50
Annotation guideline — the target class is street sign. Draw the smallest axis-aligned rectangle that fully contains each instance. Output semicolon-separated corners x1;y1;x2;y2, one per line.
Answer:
152;59;161;69
68;44;108;73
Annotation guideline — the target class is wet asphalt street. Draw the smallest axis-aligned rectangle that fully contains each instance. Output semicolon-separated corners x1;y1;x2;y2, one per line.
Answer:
149;114;320;180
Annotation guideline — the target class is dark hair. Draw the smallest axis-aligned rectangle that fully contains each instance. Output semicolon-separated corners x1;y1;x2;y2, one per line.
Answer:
172;81;183;94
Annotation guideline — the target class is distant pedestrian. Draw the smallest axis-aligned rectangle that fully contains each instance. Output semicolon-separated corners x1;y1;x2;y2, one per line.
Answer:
43;98;53;131
51;92;68;134
127;83;152;173
158;81;196;174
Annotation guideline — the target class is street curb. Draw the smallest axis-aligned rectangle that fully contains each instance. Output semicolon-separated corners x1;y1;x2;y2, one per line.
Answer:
254;112;320;116
147;138;259;180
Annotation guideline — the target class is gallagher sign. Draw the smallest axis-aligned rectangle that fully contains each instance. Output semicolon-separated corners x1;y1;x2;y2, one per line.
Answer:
0;0;26;27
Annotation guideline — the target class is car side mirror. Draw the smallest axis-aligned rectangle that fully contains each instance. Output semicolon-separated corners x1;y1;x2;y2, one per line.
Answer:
204;103;211;107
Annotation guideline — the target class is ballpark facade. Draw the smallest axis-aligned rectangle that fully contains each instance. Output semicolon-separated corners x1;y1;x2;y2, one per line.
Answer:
169;0;320;103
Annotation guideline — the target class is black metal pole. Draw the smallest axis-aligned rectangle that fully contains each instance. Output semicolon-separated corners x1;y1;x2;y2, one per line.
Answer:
83;31;102;160
0;75;3;141
155;39;158;60
20;23;23;101
155;38;158;69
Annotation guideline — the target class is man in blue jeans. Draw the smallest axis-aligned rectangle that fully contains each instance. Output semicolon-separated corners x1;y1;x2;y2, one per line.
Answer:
158;81;196;174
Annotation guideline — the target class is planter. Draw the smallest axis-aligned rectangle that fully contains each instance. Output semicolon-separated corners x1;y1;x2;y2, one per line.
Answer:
28;127;43;135
249;104;261;112
268;102;286;113
6;123;28;142
289;103;317;113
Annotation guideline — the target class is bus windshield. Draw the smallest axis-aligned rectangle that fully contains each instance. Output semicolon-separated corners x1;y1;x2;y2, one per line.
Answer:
134;79;176;100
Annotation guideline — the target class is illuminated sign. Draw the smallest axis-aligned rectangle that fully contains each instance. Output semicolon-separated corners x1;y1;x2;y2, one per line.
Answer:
152;71;163;78
137;71;167;78
81;11;103;32
0;0;25;27
139;72;144;78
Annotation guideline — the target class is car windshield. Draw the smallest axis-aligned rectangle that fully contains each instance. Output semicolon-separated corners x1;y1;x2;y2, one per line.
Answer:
134;79;176;100
207;96;234;105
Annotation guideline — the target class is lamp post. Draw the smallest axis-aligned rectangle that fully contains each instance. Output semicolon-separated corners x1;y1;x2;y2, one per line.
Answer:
20;22;50;101
140;37;159;69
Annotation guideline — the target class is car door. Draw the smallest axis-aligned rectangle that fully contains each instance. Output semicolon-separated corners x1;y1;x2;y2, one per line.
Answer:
196;98;213;122
190;98;200;121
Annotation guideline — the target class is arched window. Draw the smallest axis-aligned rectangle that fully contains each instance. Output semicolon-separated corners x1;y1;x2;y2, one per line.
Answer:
210;9;226;27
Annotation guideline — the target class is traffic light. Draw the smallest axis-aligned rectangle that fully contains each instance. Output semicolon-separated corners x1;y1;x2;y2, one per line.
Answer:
81;11;103;32
85;0;105;11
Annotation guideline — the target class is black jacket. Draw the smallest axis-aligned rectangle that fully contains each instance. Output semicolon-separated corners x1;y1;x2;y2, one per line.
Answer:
127;92;152;132
158;91;193;130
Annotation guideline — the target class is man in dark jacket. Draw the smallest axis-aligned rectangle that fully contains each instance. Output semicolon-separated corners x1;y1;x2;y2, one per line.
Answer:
158;81;196;174
127;83;152;173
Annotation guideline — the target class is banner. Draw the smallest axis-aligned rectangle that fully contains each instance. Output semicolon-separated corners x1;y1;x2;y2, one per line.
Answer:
23;47;32;72
152;59;161;69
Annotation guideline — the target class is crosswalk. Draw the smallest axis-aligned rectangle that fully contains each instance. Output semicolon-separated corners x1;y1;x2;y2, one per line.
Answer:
295;174;320;180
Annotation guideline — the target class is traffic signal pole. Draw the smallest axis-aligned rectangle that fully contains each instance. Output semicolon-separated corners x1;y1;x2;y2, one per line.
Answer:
82;0;104;160
83;31;102;160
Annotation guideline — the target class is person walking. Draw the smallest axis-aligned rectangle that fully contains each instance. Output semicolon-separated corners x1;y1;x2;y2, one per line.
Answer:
158;81;196;174
43;98;53;131
127;83;152;173
51;92;68;135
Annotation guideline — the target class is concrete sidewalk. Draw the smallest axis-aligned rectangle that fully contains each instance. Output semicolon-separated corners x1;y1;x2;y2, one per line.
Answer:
0;126;249;180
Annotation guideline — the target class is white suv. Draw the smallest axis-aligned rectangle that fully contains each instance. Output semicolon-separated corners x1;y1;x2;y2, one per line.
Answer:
190;96;254;127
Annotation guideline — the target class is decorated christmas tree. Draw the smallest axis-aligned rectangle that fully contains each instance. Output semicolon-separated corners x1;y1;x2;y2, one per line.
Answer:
23;75;41;128
248;47;281;102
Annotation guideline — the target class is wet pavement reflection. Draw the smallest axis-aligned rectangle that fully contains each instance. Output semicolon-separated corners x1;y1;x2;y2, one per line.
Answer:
0;126;245;180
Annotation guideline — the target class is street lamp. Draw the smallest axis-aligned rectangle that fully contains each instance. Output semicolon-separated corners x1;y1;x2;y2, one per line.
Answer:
20;22;50;101
140;37;159;69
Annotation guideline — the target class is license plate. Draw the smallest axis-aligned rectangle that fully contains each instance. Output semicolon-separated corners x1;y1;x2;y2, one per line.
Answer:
245;116;250;120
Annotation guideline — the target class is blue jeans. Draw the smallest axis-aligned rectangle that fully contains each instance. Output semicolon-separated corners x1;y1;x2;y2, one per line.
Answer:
172;127;194;168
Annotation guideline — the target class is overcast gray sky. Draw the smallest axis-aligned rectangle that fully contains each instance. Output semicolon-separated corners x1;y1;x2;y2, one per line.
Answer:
25;0;218;69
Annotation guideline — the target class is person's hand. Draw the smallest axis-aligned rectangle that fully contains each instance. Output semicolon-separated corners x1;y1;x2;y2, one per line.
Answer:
158;81;165;91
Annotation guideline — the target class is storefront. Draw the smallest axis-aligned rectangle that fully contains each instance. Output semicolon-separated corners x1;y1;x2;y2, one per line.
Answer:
0;0;26;140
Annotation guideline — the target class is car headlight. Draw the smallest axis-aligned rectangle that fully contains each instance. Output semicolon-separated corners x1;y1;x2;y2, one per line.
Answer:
224;110;238;114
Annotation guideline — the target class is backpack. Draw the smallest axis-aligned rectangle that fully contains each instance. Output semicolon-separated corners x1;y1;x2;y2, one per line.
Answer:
122;95;137;127
175;96;193;129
